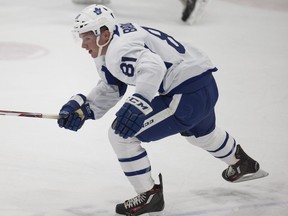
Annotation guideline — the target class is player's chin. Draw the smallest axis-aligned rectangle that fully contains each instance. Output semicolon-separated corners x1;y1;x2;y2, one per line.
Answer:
89;51;97;58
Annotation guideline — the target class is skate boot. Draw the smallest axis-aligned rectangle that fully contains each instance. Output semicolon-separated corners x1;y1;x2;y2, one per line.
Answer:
115;174;164;216
222;144;269;183
181;0;197;22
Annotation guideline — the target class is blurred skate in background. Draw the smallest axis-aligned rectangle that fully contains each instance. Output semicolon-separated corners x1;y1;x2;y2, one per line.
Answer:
180;0;210;22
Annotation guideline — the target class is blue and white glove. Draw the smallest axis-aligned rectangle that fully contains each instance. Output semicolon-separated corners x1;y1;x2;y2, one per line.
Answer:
58;94;95;131
112;94;153;138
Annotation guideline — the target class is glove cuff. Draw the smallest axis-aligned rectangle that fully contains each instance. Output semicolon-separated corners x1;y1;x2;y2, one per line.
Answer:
125;94;153;115
72;94;95;120
70;94;86;106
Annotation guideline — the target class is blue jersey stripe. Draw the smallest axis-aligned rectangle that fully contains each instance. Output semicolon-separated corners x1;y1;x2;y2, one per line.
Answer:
101;65;127;97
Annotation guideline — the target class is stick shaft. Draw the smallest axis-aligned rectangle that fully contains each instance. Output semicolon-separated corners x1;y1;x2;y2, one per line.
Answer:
0;110;59;119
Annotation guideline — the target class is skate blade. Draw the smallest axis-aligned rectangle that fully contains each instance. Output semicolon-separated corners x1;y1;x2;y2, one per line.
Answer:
139;211;165;216
148;211;165;216
115;211;165;216
233;169;269;183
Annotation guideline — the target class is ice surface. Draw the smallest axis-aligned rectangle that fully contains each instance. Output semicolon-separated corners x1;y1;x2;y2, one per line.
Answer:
0;0;288;215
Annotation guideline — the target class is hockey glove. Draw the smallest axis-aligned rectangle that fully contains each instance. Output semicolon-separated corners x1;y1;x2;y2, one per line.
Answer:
112;94;153;138
58;94;95;131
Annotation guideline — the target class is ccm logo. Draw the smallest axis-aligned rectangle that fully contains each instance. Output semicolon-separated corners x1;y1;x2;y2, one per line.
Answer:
126;96;153;115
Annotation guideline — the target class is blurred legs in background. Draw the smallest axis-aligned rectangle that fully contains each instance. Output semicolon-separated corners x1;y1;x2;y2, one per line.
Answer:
180;0;210;22
72;0;209;23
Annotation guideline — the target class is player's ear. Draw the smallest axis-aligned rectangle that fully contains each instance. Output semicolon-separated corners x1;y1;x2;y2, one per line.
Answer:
100;26;111;43
103;30;111;42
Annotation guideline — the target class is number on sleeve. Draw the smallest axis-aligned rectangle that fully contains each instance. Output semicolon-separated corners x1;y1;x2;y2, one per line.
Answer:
120;57;137;77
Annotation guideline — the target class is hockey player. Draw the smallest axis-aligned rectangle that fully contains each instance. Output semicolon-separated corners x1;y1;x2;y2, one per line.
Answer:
72;0;207;23
57;4;266;216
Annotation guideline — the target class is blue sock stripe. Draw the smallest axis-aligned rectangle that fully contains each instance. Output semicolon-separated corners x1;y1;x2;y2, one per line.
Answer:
124;166;151;177
118;151;147;162
207;132;229;153
215;139;236;159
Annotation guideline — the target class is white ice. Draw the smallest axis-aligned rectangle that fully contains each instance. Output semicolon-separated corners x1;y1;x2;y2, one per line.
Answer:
0;0;288;215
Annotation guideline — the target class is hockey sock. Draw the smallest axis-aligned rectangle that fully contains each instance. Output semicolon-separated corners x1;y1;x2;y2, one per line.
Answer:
108;127;154;193
185;127;239;165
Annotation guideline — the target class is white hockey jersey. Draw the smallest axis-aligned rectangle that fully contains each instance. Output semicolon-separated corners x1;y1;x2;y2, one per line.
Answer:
87;22;217;119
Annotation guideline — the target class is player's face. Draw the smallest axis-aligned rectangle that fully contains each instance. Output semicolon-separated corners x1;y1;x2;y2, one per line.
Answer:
80;32;99;58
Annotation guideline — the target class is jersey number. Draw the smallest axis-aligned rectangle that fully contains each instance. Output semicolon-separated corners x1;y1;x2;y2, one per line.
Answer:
119;26;185;77
120;57;136;77
142;26;185;54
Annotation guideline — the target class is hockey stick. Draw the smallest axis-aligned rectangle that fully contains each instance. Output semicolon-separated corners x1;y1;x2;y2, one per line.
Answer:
0;109;59;120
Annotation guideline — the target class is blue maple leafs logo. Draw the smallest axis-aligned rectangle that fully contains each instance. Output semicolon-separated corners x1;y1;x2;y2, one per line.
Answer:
94;8;102;15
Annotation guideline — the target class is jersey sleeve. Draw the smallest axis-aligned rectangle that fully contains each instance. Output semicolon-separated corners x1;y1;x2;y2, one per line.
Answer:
134;49;166;101
87;65;127;120
106;36;167;101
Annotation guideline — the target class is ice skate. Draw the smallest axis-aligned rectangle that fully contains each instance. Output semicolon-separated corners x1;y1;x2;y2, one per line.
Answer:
222;144;268;183
115;174;164;216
